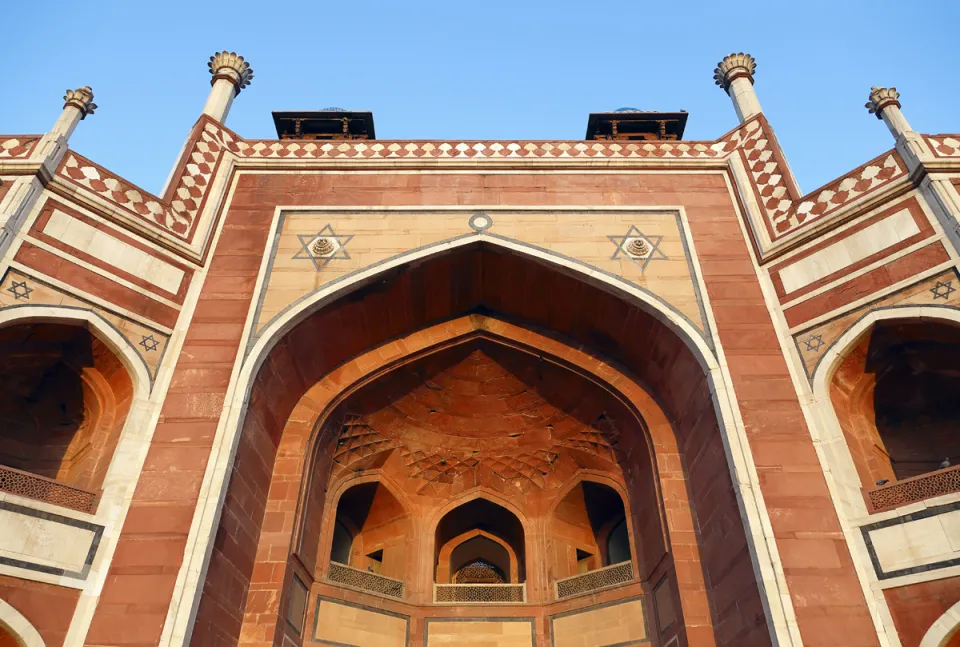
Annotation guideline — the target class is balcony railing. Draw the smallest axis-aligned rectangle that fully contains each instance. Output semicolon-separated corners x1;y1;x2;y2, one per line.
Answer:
0;464;98;513
555;560;634;599
434;582;526;604
327;561;404;599
865;465;960;513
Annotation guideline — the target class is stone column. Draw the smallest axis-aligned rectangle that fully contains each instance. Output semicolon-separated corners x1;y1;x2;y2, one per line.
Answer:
0;87;97;261
713;52;761;123
52;86;97;141
201;50;254;123
868;86;960;252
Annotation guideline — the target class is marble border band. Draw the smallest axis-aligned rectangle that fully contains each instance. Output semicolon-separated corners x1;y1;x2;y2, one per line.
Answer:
423;616;536;647
548;595;650;647
860;501;960;580
0;500;103;580
249;207;714;359
310;596;410;646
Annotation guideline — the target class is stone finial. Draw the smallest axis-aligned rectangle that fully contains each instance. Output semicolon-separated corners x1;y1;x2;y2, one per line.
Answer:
713;53;757;94
207;51;254;92
63;87;97;119
865;86;901;119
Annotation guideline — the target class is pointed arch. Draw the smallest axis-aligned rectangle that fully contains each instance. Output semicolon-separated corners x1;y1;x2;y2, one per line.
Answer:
921;599;960;647
0;599;45;647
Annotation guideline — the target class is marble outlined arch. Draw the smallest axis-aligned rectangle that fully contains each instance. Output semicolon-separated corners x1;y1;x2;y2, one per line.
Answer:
0;598;45;647
245;212;717;365
0;304;152;397
162;235;802;646
808;305;960;646
920;599;960;647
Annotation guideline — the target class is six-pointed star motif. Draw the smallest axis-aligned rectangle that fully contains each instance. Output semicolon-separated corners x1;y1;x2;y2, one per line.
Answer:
139;334;160;352
803;334;824;352
930;280;956;300
608;225;668;272
6;280;33;301
294;224;354;271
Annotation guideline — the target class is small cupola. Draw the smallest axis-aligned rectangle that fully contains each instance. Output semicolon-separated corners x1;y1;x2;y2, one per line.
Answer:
272;108;376;140
585;108;687;141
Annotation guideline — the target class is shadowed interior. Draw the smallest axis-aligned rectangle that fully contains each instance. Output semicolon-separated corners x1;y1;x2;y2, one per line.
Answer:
191;244;769;647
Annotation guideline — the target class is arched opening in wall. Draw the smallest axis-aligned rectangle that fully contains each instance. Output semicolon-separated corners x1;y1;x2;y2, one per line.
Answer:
549;480;632;580
0;322;132;513
0;624;20;647
193;243;773;647
435;498;525;585
326;481;410;582
830;319;960;511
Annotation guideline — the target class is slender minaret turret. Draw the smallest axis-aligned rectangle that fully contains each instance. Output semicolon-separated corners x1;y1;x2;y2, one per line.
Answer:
867;86;960;248
202;51;254;123
713;53;761;123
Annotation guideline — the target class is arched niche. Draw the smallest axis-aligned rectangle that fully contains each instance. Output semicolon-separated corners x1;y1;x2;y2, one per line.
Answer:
548;479;632;580
830;318;960;488
434;499;526;584
193;243;773;647
326;480;411;580
0;321;133;500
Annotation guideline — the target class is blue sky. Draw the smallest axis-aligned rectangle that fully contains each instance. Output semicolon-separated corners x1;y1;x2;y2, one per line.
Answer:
3;1;958;195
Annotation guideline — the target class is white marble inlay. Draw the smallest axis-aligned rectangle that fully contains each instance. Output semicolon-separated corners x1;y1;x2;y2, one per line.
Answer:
779;209;920;294
869;508;960;574
0;506;96;573
43;210;185;293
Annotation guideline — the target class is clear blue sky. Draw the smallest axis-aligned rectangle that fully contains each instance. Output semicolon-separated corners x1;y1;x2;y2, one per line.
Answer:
3;1;958;195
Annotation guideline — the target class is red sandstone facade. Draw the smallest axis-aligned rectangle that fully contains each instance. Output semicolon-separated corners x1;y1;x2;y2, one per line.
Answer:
0;52;959;647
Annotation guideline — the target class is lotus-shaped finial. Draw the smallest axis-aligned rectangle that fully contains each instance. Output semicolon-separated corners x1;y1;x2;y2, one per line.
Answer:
208;51;254;92
713;53;757;93
865;86;900;118
63;86;97;118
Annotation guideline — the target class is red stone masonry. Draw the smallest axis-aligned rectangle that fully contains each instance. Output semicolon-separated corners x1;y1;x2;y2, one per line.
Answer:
84;169;880;647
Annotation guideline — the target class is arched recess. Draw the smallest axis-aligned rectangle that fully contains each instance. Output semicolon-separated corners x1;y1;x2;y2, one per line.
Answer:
325;479;412;580
547;475;634;580
189;242;778;647
813;307;960;518
0;598;46;647
921;599;960;647
0;307;149;505
432;496;527;585
438;529;520;584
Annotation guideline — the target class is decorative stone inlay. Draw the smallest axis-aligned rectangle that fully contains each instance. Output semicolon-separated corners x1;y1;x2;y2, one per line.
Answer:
866;464;960;513
930;280;956;300
6;280;32;301
63;86;97;119
866;86;901;118
0;136;41;158
294;225;353;271
803;334;824;352
925;135;960;158
555;560;634;599
139;334;159;352
208;51;253;92
713;52;757;92
609;226;668;271
468;212;493;232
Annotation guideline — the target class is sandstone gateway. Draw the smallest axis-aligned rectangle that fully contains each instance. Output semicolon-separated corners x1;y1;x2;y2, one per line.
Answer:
0;51;958;647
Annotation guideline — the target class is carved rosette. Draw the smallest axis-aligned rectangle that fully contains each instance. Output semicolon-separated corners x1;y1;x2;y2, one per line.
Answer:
63;86;97;119
865;86;901;119
713;52;757;94
208;51;254;93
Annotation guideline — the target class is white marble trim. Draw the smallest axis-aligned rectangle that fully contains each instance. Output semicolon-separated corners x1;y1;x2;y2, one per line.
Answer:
0;598;46;647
